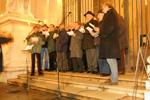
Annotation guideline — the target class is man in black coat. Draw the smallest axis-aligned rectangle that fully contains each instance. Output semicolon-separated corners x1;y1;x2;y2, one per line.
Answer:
55;24;69;72
82;11;99;73
97;3;121;84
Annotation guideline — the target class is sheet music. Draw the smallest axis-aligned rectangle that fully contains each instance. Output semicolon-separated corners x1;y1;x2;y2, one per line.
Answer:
79;27;85;33
53;33;59;39
24;45;33;51
42;31;49;36
86;27;93;32
67;31;75;36
89;23;95;28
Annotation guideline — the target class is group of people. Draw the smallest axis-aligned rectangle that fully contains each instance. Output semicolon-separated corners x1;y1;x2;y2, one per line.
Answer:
26;3;128;85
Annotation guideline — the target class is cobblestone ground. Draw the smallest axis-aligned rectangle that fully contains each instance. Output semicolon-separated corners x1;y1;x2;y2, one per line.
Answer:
0;82;76;100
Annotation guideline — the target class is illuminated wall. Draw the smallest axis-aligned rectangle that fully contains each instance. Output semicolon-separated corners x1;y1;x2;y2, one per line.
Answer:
0;0;6;14
30;0;63;25
0;0;63;25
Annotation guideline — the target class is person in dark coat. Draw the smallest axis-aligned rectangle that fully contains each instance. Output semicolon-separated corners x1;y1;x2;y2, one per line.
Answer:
117;15;128;74
69;22;84;72
96;10;111;76
0;32;13;72
55;24;69;72
48;24;57;71
82;11;99;73
97;3;121;84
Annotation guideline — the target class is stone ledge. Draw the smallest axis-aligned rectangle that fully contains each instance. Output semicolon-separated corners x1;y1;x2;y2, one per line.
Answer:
0;12;39;26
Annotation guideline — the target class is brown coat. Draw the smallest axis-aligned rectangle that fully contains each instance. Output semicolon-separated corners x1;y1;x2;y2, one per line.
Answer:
117;16;129;51
99;9;121;58
70;30;83;58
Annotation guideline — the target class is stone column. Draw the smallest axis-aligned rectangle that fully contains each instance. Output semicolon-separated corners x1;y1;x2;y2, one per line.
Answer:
0;0;38;82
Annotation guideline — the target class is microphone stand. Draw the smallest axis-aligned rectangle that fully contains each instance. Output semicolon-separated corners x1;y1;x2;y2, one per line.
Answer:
132;0;149;99
58;12;72;27
51;12;71;100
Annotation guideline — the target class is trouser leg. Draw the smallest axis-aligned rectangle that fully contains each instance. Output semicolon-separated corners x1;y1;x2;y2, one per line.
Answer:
36;53;42;74
106;58;118;83
62;52;68;71
86;48;97;72
77;58;84;72
72;58;78;72
40;48;44;69
45;48;49;69
31;53;35;74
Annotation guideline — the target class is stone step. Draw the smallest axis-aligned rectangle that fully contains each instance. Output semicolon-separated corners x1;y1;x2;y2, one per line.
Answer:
8;72;146;99
8;78;128;100
18;72;146;87
44;72;146;84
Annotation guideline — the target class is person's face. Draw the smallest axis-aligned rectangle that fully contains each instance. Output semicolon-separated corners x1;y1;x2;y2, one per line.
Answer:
42;26;48;31
102;5;109;13
68;23;74;30
85;14;93;22
59;24;65;29
33;27;39;33
49;25;55;31
97;13;104;21
74;23;80;30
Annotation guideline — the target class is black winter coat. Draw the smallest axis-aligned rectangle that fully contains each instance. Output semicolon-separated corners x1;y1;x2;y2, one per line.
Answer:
82;19;98;49
56;29;69;52
99;9;121;58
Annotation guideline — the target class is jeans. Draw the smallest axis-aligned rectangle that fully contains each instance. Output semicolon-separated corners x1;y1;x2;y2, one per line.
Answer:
98;59;111;75
106;59;118;83
41;48;49;69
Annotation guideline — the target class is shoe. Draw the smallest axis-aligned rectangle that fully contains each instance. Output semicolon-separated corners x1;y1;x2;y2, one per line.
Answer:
79;71;84;73
108;82;118;85
39;72;44;76
87;71;91;73
92;71;98;74
101;73;110;76
104;81;118;85
45;68;49;71
48;68;54;71
30;73;35;76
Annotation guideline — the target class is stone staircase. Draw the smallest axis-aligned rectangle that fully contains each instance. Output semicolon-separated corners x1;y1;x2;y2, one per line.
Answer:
7;72;146;100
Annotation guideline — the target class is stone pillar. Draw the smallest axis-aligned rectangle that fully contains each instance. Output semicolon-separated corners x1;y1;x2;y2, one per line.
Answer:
0;16;39;82
0;0;38;82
